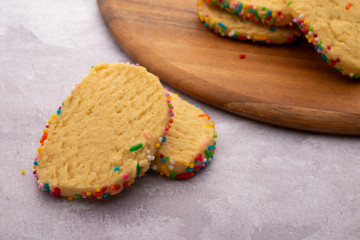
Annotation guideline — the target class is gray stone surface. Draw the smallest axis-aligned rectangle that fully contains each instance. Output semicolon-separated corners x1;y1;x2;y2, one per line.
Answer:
0;1;359;239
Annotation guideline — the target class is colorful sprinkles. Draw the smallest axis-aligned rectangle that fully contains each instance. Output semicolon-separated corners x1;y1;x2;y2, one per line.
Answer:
33;63;176;200
292;14;359;78
205;0;293;27
198;0;299;44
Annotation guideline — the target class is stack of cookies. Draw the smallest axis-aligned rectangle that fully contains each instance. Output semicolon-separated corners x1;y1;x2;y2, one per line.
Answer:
33;63;217;200
198;0;360;78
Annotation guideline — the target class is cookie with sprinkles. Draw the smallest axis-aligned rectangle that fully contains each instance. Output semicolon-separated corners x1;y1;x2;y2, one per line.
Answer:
151;92;217;180
199;0;301;44
34;63;173;199
289;0;360;78
206;0;294;27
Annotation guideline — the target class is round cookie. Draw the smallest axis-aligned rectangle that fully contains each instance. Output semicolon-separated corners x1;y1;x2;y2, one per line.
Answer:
198;0;301;44
151;92;217;180
206;0;293;27
33;63;173;199
289;0;360;78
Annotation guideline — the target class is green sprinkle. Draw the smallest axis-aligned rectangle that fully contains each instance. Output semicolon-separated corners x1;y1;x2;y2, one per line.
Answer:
136;163;141;176
129;143;143;152
214;134;218;138
91;66;94;68
309;27;313;31
210;0;217;6
288;1;292;6
205;150;211;158
171;172;177;179
230;9;238;14
74;194;82;199
254;10;261;21
261;6;266;10
355;74;360;79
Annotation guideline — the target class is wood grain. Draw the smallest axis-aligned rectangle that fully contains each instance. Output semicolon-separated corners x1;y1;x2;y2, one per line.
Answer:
97;0;360;135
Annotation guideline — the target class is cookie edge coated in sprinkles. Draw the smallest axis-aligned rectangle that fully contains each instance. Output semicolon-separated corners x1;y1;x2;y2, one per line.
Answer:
33;63;175;200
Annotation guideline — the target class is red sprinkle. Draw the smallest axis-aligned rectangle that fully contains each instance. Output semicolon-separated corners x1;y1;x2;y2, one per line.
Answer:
176;172;194;180
239;54;246;59
345;3;352;10
54;188;61;198
327;46;331;50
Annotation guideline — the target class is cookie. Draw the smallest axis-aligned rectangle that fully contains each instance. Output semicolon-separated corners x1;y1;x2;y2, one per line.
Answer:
33;63;174;199
198;0;301;44
151;92;217;180
289;0;360;78
206;0;293;27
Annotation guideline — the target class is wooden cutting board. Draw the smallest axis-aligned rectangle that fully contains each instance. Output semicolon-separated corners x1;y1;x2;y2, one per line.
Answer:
97;0;360;135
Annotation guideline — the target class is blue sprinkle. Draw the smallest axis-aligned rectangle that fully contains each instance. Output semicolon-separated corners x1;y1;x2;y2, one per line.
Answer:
249;9;253;13
102;193;109;198
319;46;323;50
34;161;38;166
321;54;328;61
186;167;193;172
269;27;276;32
225;3;229;8
208;145;216;151
114;166;120;171
194;104;198;108
57;109;61;115
267;10;272;15
205;160;209;165
162;137;166;142
204;23;209;28
217;22;227;30
44;183;49;189
161;158;166;163
238;3;243;9
195;161;199;164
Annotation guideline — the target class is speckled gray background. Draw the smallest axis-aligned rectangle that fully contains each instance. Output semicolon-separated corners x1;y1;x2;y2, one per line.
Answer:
1;1;359;239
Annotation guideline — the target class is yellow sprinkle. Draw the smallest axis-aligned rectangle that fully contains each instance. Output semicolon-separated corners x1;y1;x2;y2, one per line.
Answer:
86;191;91;196
184;100;187;103
155;143;161;148
160;165;170;177
211;20;216;25
68;196;74;201
51;114;56;119
204;125;213;128
33;165;36;169
303;20;308;25
131;179;135;184
47;119;52;124
42;129;48;133
37;147;43;153
190;164;194;168
184;161;190;167
97;196;102;200
272;12;277;18
21;170;25;175
243;4;248;8
253;35;268;41
96;187;101;192
199;15;204;21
